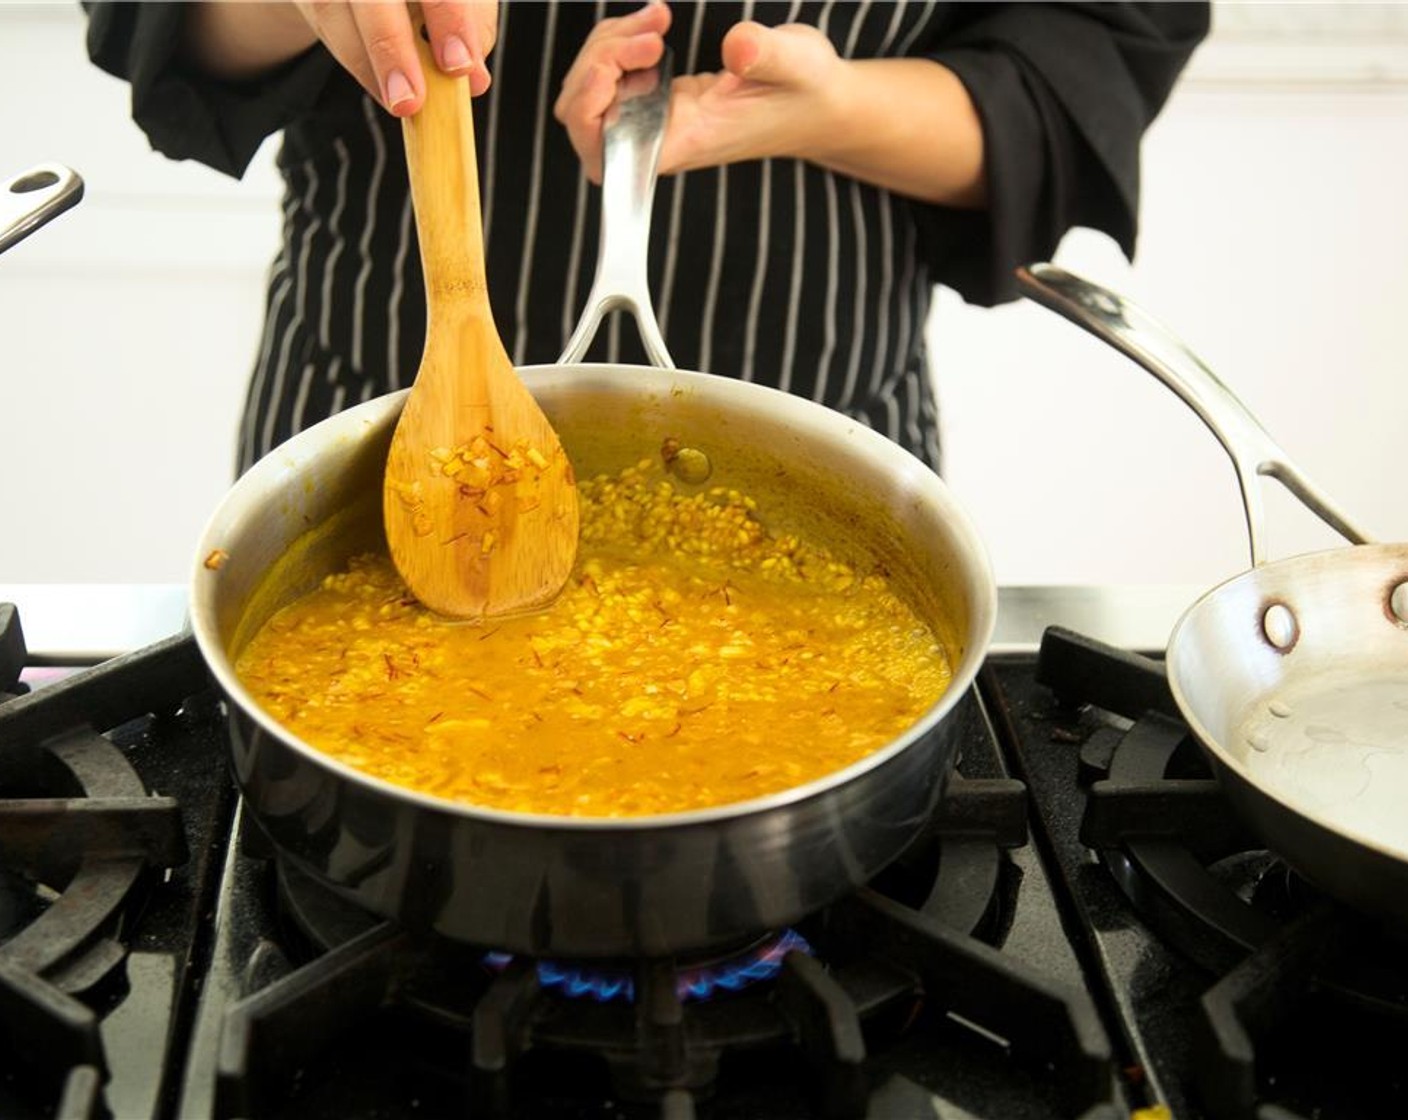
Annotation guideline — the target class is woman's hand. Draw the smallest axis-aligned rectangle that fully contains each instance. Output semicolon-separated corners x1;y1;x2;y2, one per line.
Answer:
657;22;845;175
553;3;673;182
293;1;499;113
556;6;986;208
182;1;500;115
555;14;843;182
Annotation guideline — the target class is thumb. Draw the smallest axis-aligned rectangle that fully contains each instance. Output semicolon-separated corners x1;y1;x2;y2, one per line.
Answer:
721;21;814;85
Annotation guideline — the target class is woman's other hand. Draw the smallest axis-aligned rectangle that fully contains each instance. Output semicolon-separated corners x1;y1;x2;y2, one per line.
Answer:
658;22;845;174
556;7;984;208
182;1;500;115
553;2;672;183
555;14;842;182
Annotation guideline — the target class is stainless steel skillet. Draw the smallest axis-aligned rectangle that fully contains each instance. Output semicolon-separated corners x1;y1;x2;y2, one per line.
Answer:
1018;263;1408;927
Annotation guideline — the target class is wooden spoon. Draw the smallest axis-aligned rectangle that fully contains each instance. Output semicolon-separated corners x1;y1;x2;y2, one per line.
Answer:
384;23;579;619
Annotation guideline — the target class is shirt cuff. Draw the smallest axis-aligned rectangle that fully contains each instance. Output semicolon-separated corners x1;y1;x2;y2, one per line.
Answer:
914;47;1059;307
86;2;337;179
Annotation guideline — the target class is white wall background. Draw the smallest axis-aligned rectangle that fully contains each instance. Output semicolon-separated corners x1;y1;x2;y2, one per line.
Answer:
1;2;1406;590
938;4;1408;590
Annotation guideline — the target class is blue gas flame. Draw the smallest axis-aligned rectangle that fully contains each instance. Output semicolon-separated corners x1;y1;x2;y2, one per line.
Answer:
483;928;812;1004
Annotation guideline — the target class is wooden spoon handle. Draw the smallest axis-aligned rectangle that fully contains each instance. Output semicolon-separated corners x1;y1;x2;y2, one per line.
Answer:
401;17;491;319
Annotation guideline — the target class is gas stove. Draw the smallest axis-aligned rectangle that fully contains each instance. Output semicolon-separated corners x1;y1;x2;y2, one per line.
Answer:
4;589;1403;1119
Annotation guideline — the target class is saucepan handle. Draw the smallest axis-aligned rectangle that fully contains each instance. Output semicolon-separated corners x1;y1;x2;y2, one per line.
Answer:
558;52;675;370
1015;262;1372;567
1;164;84;257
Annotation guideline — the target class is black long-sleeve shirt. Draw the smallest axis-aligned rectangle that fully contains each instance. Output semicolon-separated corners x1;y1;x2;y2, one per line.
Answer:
85;1;1208;473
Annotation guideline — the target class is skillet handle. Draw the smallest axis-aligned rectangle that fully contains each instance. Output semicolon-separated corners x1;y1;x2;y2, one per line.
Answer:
1;164;84;257
558;52;675;369
1015;262;1373;566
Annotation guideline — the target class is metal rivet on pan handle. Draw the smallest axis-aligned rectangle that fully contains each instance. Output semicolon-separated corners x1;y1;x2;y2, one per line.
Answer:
1261;602;1299;651
1389;581;1408;627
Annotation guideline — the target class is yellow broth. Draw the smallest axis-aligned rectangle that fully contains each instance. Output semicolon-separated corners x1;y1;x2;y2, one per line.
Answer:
234;459;953;817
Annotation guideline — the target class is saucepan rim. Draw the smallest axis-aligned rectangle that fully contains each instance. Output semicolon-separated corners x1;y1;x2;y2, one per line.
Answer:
189;364;997;831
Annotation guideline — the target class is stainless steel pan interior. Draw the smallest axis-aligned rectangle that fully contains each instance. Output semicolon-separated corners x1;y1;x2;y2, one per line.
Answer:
187;65;996;959
1018;263;1408;925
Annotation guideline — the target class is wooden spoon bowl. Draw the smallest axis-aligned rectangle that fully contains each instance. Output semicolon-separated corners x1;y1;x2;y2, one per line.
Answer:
384;24;579;619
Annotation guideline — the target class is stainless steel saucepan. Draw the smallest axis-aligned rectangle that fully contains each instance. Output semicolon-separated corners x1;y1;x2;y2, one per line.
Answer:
1018;262;1408;927
188;66;996;959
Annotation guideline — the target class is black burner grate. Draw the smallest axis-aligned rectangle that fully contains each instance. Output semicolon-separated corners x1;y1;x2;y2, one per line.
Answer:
1029;625;1408;1120
0;608;231;1120
214;882;1117;1120
203;705;1121;1120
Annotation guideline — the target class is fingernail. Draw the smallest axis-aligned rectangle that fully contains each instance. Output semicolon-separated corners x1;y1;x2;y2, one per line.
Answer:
385;69;414;110
442;35;471;71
